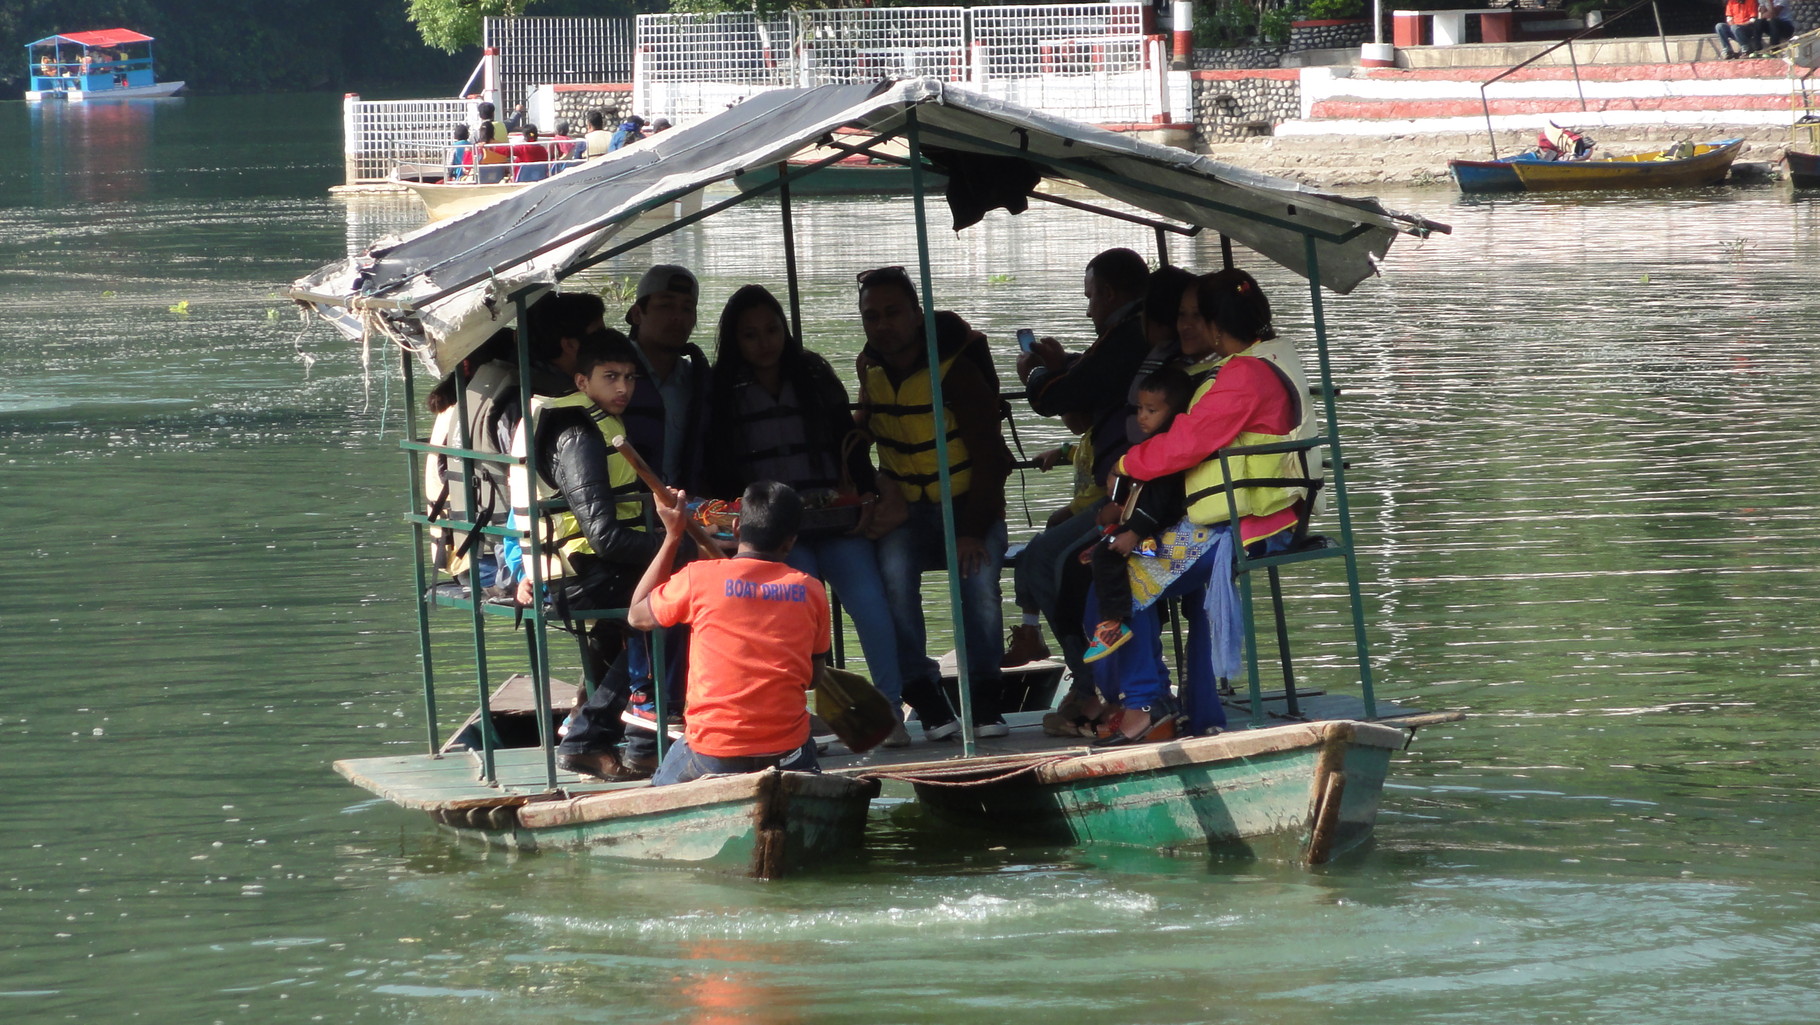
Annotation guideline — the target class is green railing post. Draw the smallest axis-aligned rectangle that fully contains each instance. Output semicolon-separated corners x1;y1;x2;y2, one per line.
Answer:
402;350;441;755
513;292;560;788
1303;235;1376;719
905;109;977;756
452;357;500;781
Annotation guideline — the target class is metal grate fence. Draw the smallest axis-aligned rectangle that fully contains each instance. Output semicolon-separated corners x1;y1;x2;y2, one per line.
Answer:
484;17;634;108
634;12;795;119
633;3;1158;124
343;96;474;184
797;8;969;85
972;4;1152;122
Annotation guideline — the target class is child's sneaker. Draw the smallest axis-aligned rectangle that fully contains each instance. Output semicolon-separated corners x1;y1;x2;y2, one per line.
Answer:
620;691;684;740
1082;620;1133;663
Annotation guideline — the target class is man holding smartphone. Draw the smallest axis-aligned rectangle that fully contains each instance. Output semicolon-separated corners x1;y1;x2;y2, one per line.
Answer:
1011;247;1155;687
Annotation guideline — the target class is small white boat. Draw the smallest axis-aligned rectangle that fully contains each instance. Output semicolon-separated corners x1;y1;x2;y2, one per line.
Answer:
25;28;184;102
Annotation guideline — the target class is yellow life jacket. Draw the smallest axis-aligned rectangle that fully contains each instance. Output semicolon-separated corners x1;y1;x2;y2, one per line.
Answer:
1182;342;1317;528
864;354;972;502
508;393;645;580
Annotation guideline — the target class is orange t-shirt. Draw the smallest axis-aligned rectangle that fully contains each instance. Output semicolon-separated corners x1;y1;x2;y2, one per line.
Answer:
647;556;830;757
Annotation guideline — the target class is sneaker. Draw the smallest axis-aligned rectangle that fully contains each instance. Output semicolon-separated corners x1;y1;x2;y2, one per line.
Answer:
881;723;913;748
1001;623;1051;667
1082;620;1133;663
620;691;684;740
973;717;1010;739
922;717;961;741
557;751;650;782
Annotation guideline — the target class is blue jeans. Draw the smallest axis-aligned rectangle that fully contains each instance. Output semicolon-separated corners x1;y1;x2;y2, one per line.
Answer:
874;504;1006;725
1717;21;1763;54
786;534;903;707
1089;527;1296;734
650;735;820;786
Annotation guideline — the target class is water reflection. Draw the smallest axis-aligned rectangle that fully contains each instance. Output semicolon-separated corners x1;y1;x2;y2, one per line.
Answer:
26;99;168;205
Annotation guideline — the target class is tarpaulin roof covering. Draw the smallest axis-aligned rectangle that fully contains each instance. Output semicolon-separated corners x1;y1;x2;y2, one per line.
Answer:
291;79;1446;373
28;29;154;48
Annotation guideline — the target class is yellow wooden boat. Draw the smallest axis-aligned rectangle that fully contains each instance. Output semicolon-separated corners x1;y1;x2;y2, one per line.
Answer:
1510;138;1743;192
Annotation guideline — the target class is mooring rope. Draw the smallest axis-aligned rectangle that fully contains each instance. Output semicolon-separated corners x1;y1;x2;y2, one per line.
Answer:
860;755;1072;788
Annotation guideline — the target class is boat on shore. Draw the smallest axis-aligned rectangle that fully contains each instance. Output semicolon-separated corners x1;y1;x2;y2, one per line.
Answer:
1787;148;1820;187
24;28;183;101
1452;139;1744;194
290;79;1456;875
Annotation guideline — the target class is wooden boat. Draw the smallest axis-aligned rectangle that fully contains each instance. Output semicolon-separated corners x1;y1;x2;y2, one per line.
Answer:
1787;148;1820;187
336;750;878;878
1515;139;1743;191
1453;139;1744;194
851;720;1415;863
290;80;1456;871
24;29;184;101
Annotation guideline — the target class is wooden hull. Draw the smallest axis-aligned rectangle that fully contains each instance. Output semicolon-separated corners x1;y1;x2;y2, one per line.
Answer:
1511;139;1742;191
1787;149;1820;188
27;80;183;101
908;720;1405;864
334;750;878;879
1449;157;1527;194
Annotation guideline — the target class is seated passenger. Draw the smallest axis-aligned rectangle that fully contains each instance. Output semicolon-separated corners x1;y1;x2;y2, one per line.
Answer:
1082;366;1193;663
609;115;646;152
446;123;472;181
513;126;552;182
473;122;510;184
1094;269;1317;745
1716;0;1764;57
704;284;909;746
854;267;1011;739
582;110;614;160
632;481;829;786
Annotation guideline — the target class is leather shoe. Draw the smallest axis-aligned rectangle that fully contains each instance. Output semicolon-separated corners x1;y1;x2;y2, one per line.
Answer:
557;751;651;782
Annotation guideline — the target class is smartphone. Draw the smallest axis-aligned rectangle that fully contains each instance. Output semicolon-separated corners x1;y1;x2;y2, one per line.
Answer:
1016;328;1036;353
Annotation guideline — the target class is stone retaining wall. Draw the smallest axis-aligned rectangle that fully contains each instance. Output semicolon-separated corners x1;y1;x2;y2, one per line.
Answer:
1288;19;1367;52
1191;71;1302;141
1192;45;1289;70
548;87;633;131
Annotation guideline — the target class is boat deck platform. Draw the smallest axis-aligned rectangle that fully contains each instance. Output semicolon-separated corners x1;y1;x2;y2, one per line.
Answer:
335;679;1445;816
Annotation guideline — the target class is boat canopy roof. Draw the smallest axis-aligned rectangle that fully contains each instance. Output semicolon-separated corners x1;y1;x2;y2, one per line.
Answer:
29;29;154;49
291;78;1448;374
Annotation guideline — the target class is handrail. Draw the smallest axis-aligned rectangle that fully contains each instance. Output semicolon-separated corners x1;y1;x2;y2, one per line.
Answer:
1477;0;1666;159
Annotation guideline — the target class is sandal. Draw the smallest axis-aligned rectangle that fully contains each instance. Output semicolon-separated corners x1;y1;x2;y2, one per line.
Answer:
1081;620;1132;663
1091;700;1179;748
1042;692;1109;738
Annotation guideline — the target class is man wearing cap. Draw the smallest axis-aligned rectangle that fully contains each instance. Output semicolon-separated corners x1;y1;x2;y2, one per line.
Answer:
622;264;713;494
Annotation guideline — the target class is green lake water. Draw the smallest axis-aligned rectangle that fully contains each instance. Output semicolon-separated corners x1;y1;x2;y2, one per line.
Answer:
3;94;1818;1024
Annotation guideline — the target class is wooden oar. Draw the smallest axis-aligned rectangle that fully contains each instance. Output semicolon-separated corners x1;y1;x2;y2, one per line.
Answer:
609;434;728;559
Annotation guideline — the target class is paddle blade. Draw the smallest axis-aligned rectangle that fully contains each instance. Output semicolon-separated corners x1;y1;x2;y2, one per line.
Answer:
812;665;897;754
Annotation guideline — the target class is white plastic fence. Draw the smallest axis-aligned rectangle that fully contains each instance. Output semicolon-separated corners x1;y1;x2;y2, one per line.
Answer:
343;96;474;184
797;7;969;85
972;4;1153;122
634;12;795;120
634;3;1162;124
483;16;634;108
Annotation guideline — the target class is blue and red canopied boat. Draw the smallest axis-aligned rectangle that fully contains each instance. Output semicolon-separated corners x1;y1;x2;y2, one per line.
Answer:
25;28;184;102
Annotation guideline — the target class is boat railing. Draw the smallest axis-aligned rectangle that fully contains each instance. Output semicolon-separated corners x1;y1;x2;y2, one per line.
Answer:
1475;0;1668;159
31;56;155;91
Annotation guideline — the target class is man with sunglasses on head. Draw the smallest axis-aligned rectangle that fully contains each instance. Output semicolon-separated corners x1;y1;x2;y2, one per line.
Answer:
854;266;1012;740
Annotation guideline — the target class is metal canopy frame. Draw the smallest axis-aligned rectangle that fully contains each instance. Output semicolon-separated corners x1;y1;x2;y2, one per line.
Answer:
391;91;1427;779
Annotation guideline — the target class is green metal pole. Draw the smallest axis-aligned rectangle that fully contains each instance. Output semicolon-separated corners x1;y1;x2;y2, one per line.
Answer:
452;358;499;781
513;293;560;787
1302;235;1377;719
779;165;804;341
403;350;441;755
905;110;976;756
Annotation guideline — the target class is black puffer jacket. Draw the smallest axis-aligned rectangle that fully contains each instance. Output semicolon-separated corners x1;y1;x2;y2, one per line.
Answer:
533;406;660;569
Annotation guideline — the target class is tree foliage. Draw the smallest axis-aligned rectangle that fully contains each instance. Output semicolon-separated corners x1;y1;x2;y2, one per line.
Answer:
405;0;546;55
